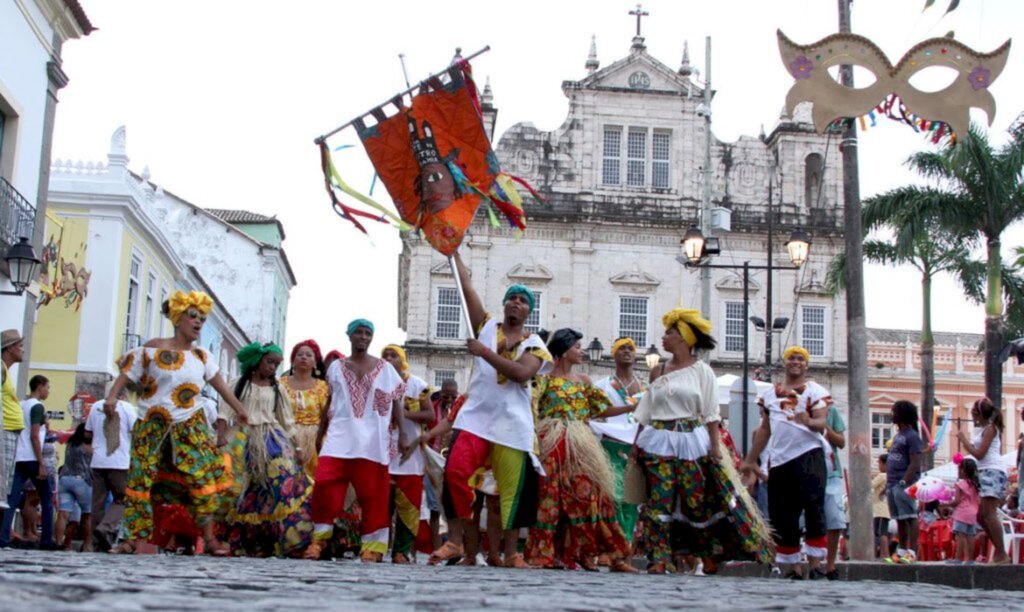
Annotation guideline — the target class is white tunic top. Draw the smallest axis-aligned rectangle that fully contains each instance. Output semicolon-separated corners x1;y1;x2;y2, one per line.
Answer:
591;376;641;444
634;360;720;426
390;374;430;476
119;346;219;424
453;318;552;455
320;358;406;465
758;380;832;469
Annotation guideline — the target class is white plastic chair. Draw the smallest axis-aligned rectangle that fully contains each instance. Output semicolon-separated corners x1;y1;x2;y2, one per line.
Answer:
996;510;1024;564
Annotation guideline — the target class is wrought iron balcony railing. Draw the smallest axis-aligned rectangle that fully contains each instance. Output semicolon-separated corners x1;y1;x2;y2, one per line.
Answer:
0;177;35;254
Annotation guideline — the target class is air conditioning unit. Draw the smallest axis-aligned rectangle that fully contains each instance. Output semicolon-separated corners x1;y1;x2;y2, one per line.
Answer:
710;206;731;232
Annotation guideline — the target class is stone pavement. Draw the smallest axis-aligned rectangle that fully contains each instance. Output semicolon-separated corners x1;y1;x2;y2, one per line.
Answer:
2;550;1021;610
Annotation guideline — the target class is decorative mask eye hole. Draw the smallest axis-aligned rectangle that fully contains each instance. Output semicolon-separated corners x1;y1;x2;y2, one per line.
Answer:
825;65;879;89
426;171;444;183
907;65;960;93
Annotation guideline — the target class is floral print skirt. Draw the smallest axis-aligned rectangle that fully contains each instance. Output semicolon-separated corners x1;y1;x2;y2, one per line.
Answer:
638;419;771;566
526;425;631;567
220;427;315;557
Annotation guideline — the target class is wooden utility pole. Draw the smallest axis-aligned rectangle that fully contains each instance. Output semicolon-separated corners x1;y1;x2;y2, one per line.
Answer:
838;0;872;561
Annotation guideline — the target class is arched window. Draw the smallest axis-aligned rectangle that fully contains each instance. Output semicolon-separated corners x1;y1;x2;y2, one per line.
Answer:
804;153;824;207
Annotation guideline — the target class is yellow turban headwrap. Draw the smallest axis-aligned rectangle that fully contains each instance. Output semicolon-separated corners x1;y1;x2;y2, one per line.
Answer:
383;344;408;373
783;346;811;363
167;291;214;326
662;308;712;347
611;337;637;356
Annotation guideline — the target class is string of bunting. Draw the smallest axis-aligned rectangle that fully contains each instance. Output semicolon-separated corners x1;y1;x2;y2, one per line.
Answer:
829;93;956;145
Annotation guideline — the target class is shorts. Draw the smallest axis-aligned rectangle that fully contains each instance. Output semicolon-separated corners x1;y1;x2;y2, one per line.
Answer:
824;477;846;531
978;468;1008;499
58;475;93;523
952;520;978;536
886;483;918;521
423;475;441;513
873;517;890;538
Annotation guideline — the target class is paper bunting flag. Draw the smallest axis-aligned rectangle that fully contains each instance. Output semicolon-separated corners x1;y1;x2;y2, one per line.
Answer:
321;60;539;256
778;30;1010;140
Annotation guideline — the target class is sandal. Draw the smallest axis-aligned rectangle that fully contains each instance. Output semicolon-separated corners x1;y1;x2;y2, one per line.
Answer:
203;538;230;557
303;539;327;561
360;549;383;563
579;558;599;572
108;540;137;555
610;559;639;574
392;552;411;565
428;541;464;566
486;554;504;567
647;562;668;575
503;552;530;569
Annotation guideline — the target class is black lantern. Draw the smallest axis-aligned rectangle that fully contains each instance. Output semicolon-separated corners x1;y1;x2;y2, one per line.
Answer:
585;337;603;362
2;237;41;296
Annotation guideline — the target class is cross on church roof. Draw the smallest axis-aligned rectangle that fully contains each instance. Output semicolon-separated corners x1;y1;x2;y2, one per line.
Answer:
629;3;649;37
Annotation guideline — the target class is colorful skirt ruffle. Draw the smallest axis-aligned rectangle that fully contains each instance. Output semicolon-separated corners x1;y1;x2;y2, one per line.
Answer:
637;418;772;566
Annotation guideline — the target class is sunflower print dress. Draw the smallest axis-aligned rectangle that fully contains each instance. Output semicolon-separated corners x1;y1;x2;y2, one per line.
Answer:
280;376;329;478
118;346;234;542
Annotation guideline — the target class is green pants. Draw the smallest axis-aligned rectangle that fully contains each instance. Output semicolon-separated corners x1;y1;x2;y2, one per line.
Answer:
601;438;639;545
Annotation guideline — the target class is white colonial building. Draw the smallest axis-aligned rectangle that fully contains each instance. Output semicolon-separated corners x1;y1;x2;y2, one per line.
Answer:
399;34;850;411
1;0;91;392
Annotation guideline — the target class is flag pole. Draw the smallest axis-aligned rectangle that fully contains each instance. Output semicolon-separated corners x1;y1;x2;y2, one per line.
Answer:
313;46;491;145
448;255;476;340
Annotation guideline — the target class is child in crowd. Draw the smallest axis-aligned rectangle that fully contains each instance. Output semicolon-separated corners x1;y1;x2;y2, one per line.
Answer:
872;454;891;559
943;457;980;564
885;400;923;564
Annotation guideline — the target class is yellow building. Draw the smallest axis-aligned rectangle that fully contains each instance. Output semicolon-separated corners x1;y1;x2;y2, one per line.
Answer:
29;128;249;429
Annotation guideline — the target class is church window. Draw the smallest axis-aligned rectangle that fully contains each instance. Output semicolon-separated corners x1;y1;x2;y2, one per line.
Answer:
652;131;671;188
434;369;457;388
801;305;826;356
627;129;647;187
724;301;745;352
602;127;622;185
805;153;824;207
617;296;649;348
435;287;462;339
524;291;543;333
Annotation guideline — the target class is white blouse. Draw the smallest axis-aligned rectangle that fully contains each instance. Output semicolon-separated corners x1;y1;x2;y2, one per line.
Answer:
634;360;720;426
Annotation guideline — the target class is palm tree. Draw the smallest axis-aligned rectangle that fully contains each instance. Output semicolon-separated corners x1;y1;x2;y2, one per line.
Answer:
826;206;973;468
904;123;1024;411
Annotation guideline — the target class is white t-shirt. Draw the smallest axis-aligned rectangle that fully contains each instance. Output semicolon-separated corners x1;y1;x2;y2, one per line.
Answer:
85;400;138;470
591;376;641;444
453;318;552;454
320;358;406;465
758;380;831;469
15;399;45;463
390;374;430;476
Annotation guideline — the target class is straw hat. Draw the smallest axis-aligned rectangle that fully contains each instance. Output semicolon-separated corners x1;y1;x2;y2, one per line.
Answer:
1;329;23;350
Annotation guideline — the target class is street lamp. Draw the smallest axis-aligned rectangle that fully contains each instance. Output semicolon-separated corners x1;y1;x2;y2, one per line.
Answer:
785;228;811;268
644;344;661;369
681;225;705;265
585;337;603;362
1;237;42;296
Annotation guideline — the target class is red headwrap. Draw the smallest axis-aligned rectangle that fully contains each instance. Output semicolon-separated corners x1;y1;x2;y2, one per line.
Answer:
324;350;345;363
290;339;324;366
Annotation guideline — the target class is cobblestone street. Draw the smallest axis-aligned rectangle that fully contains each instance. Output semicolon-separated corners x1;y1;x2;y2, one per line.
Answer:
2;550;1021;610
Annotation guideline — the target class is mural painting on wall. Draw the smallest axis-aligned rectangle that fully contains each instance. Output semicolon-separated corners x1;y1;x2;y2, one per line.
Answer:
36;216;91;311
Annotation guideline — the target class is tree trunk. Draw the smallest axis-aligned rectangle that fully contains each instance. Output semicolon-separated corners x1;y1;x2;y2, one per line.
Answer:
985;239;1004;409
920;273;935;470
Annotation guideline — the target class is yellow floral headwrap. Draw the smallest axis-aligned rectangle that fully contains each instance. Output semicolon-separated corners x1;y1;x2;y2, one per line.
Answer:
611;337;637;356
383;344;408;373
783;346;811;363
167;290;214;326
662;308;712;347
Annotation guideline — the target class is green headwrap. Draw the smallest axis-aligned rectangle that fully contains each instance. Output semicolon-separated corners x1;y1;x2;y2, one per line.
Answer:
237;341;283;373
503;284;535;314
346;318;375;336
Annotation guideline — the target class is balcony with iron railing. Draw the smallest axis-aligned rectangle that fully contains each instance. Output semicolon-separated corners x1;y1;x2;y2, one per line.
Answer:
1;177;35;256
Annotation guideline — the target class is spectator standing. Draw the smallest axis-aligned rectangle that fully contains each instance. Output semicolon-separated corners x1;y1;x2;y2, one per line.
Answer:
872;454;891;559
885;400;923;564
1;329;27;510
84;395;137;551
56;423;93;551
0;375;55;548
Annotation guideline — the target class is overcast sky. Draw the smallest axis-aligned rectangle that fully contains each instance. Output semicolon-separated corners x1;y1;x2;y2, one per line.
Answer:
52;0;1024;355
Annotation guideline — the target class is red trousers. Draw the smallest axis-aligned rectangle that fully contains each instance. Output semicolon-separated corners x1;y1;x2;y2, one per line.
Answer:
310;457;390;553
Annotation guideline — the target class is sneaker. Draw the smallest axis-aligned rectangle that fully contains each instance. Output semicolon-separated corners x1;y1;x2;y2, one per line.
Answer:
808;568;827;580
770;566;782;578
888;550;916;564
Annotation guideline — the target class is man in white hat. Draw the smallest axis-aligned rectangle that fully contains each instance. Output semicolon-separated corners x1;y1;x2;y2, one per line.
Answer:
1;329;27;511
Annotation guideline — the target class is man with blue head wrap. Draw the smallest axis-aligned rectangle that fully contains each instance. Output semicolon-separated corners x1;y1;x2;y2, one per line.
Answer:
303;317;410;563
428;252;553;569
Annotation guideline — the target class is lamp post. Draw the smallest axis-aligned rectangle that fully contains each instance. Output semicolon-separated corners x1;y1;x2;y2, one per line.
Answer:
586;337;603;363
676;226;810;454
644;344;661;370
1;237;42;296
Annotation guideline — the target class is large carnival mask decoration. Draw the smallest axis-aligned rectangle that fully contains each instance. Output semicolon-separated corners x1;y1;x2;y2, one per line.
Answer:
778;29;1010;138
